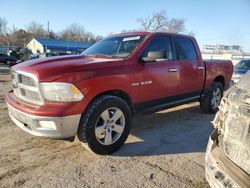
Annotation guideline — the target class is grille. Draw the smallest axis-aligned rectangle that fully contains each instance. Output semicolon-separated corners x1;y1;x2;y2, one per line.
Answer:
20;88;41;100
20;74;37;86
11;71;43;105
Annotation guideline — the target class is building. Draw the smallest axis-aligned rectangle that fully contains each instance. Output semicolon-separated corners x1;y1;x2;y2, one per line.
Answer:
201;44;249;65
202;44;242;54
26;37;93;54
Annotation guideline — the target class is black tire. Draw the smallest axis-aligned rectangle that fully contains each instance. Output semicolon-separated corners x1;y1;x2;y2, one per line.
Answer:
200;81;223;114
77;95;132;155
4;59;12;65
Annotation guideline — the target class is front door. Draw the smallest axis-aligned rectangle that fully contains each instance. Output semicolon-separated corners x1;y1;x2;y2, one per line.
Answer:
138;35;180;102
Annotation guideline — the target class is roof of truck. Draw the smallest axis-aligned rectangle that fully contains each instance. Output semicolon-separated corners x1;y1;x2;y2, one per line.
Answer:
111;31;194;39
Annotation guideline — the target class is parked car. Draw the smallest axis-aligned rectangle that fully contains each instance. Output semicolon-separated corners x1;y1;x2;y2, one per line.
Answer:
18;48;33;60
231;59;250;84
21;52;61;62
9;52;63;67
6;32;233;154
0;53;17;65
205;71;250;188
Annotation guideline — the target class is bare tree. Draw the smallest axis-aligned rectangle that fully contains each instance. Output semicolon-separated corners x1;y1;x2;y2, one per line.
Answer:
61;23;101;42
94;35;103;42
0;17;10;45
1;19;102;48
11;29;30;47
166;18;185;33
48;30;57;39
61;23;86;41
137;10;188;34
25;21;46;37
0;17;8;35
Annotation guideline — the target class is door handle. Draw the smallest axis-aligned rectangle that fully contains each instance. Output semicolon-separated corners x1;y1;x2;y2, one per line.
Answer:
168;68;178;72
197;66;204;70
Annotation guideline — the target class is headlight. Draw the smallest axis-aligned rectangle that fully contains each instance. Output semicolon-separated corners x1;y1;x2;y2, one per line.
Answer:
40;82;84;102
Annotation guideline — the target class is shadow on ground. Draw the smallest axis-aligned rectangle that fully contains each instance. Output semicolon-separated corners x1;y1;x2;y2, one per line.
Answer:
114;103;215;157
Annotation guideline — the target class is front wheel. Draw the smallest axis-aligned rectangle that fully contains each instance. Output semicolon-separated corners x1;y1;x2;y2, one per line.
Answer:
200;81;223;113
77;95;132;155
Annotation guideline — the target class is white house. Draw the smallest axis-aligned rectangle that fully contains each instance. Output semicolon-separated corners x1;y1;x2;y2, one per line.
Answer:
26;37;93;54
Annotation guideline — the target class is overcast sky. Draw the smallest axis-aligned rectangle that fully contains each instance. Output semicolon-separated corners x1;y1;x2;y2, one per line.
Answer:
1;0;250;52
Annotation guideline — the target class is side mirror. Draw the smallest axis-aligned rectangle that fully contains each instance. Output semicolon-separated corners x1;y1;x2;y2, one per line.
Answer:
140;51;166;63
141;57;155;63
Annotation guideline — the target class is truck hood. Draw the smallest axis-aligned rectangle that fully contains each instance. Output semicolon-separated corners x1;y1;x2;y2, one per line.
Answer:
12;55;125;82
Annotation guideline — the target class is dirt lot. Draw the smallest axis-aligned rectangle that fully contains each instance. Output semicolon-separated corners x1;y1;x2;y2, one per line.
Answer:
0;69;213;188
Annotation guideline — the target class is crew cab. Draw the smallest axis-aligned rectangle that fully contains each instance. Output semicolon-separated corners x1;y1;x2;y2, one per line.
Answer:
6;32;233;154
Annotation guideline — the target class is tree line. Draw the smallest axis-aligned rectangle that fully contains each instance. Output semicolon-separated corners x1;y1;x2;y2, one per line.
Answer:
0;10;194;48
0;19;103;47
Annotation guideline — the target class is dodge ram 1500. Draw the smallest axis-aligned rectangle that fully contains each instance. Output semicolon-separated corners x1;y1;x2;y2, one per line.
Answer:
6;32;233;154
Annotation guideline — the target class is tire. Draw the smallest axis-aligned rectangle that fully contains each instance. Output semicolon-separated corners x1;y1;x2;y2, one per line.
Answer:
4;59;12;65
200;81;223;114
77;95;132;155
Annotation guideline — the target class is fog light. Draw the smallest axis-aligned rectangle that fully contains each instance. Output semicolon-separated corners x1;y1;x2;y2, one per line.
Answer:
38;121;57;130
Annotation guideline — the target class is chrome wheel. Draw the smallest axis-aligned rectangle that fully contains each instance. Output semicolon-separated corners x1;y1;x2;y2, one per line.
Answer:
211;88;222;109
95;107;125;145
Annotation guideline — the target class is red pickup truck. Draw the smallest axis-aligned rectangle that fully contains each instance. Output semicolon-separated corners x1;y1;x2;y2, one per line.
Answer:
6;32;233;154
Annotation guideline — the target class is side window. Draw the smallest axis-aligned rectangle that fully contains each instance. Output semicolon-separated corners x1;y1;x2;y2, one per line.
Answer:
142;35;174;60
175;37;197;60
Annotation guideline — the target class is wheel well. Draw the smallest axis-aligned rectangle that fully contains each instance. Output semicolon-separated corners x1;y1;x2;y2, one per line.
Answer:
92;90;135;115
214;76;225;88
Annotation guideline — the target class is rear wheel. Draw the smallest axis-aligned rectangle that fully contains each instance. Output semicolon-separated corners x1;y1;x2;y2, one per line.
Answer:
77;95;132;155
200;81;223;113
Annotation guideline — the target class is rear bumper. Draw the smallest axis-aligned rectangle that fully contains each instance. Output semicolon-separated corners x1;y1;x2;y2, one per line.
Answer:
7;103;81;139
205;129;250;188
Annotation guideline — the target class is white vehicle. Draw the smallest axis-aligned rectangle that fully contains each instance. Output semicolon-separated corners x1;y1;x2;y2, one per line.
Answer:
205;71;250;188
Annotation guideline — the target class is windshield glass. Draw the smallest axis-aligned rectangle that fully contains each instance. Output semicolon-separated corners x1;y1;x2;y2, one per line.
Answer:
235;60;250;70
82;35;146;58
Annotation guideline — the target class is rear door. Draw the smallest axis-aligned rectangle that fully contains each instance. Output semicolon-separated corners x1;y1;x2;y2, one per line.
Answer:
138;35;180;102
174;37;204;96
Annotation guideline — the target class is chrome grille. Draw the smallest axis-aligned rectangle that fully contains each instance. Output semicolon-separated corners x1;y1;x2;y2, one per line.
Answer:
20;74;37;86
11;71;43;105
20;88;41;100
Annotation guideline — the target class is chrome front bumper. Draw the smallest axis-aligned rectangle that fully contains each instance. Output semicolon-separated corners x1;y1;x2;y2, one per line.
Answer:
205;130;250;188
7;104;81;139
205;131;235;188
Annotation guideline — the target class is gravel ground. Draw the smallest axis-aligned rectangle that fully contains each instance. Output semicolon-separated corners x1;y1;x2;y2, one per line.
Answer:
0;69;213;188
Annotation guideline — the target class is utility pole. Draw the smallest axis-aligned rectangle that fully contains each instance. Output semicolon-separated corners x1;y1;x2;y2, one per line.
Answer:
47;21;50;38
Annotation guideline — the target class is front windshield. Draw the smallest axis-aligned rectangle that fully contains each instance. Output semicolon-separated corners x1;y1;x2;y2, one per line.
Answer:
235;60;250;70
82;35;146;58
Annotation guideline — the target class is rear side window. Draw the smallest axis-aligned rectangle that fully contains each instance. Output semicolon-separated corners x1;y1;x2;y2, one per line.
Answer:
175;37;197;60
141;35;174;60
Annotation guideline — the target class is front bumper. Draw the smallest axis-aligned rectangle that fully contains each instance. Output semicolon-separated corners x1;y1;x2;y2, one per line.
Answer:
205;130;250;188
7;103;81;139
